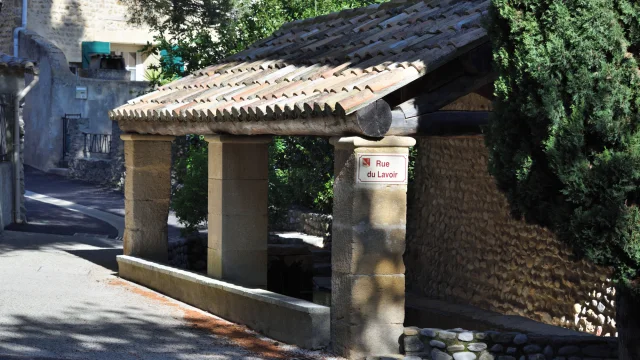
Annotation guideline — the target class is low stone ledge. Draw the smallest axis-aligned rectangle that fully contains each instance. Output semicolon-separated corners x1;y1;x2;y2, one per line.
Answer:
117;255;330;349
401;327;617;360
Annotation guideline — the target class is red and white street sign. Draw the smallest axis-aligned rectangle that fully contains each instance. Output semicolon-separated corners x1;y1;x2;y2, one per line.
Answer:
356;154;408;184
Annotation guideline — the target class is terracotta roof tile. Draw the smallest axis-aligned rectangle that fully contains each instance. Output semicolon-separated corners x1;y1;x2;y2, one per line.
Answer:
112;0;489;123
0;53;37;74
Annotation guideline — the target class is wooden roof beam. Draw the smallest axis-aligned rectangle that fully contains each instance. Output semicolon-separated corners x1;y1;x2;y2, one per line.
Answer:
387;110;490;136
116;99;392;138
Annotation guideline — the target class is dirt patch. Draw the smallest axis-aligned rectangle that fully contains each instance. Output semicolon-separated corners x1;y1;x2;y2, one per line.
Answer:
108;278;331;359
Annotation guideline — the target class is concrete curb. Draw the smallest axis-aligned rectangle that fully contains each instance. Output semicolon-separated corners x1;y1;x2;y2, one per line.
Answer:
117;255;330;349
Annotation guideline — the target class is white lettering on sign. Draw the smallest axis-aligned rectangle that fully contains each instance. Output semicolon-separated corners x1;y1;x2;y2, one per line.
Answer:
357;154;408;184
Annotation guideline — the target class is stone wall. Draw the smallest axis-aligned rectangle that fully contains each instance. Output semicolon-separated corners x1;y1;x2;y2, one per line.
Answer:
167;236;207;272
400;327;618;360
18;31;148;171
0;73;27;228
283;208;332;247
68;158;112;184
0;162;14;231
406;136;616;336
0;0;153;62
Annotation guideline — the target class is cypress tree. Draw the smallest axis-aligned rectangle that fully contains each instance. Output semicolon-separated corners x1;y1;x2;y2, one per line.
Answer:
486;0;640;356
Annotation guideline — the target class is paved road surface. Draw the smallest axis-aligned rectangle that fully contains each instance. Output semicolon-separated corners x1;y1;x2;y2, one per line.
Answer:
0;231;334;360
6;166;191;241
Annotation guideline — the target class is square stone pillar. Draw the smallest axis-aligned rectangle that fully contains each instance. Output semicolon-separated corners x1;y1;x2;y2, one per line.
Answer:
121;134;174;262
205;135;271;288
330;136;415;359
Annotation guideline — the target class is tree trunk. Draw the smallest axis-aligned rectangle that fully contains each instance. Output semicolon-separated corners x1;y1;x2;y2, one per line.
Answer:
617;283;640;360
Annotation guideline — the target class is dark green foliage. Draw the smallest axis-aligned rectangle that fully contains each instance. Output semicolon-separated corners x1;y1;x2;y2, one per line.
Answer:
486;0;640;288
269;137;334;225
128;0;385;83
171;135;208;235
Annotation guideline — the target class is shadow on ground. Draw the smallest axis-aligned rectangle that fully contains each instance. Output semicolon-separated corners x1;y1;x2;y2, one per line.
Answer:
0;303;263;360
5;198;119;238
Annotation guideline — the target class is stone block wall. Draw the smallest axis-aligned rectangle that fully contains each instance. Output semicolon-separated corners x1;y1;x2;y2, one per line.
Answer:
400;327;618;360
406;136;616;336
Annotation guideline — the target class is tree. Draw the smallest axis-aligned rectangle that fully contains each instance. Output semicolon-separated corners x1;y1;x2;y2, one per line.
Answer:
487;0;640;357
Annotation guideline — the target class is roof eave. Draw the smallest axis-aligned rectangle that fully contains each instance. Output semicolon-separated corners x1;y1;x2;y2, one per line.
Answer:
111;99;392;138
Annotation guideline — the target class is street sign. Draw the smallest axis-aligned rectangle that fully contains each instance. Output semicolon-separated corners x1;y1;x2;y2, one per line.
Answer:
356;154;408;184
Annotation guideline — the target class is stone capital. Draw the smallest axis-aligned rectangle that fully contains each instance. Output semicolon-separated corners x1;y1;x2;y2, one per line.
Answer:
330;136;416;149
120;134;175;142
204;135;272;144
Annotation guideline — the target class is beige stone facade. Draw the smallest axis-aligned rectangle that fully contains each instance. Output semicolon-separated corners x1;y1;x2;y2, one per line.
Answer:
406;136;616;336
331;136;415;359
0;0;153;66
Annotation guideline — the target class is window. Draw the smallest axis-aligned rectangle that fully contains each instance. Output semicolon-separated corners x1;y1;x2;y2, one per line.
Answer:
125;52;137;81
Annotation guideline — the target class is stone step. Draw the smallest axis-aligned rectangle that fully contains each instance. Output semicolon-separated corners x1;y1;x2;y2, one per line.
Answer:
313;262;331;276
48;167;70;177
268;231;324;248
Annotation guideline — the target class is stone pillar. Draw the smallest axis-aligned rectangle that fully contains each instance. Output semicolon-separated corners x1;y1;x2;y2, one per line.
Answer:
330;136;415;359
121;134;174;262
205;135;271;288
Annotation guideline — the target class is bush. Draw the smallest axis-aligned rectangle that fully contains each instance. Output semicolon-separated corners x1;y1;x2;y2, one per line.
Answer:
171;135;208;235
486;0;640;286
268;137;334;226
171;136;334;232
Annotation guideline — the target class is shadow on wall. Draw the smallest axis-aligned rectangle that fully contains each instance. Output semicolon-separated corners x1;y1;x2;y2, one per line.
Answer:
331;143;407;357
404;136;616;336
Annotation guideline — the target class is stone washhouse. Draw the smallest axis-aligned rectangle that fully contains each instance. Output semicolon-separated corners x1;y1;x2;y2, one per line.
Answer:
108;0;511;358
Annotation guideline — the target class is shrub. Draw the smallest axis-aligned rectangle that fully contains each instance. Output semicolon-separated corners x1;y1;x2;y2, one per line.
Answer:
486;0;640;287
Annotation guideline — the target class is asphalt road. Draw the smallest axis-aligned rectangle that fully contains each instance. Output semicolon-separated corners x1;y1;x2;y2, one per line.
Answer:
0;231;332;360
6;166;187;241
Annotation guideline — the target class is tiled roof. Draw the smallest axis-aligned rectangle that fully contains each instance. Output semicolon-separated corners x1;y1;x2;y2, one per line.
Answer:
111;0;489;125
0;54;37;74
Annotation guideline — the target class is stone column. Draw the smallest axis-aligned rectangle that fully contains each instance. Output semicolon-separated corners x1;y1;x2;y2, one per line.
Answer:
121;134;174;262
205;135;271;288
330;136;415;359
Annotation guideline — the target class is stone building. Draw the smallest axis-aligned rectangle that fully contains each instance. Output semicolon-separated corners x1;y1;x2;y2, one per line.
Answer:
0;53;36;231
0;0;155;80
0;0;155;173
106;0;616;358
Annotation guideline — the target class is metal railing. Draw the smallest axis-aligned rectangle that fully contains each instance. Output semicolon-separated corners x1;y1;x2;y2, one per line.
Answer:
84;133;111;154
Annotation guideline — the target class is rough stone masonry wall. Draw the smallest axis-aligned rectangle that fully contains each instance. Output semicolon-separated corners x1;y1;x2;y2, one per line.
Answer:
283;208;332;247
0;0;152;62
167;236;207;272
405;136;616;336
0;0;20;56
399;327;617;360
